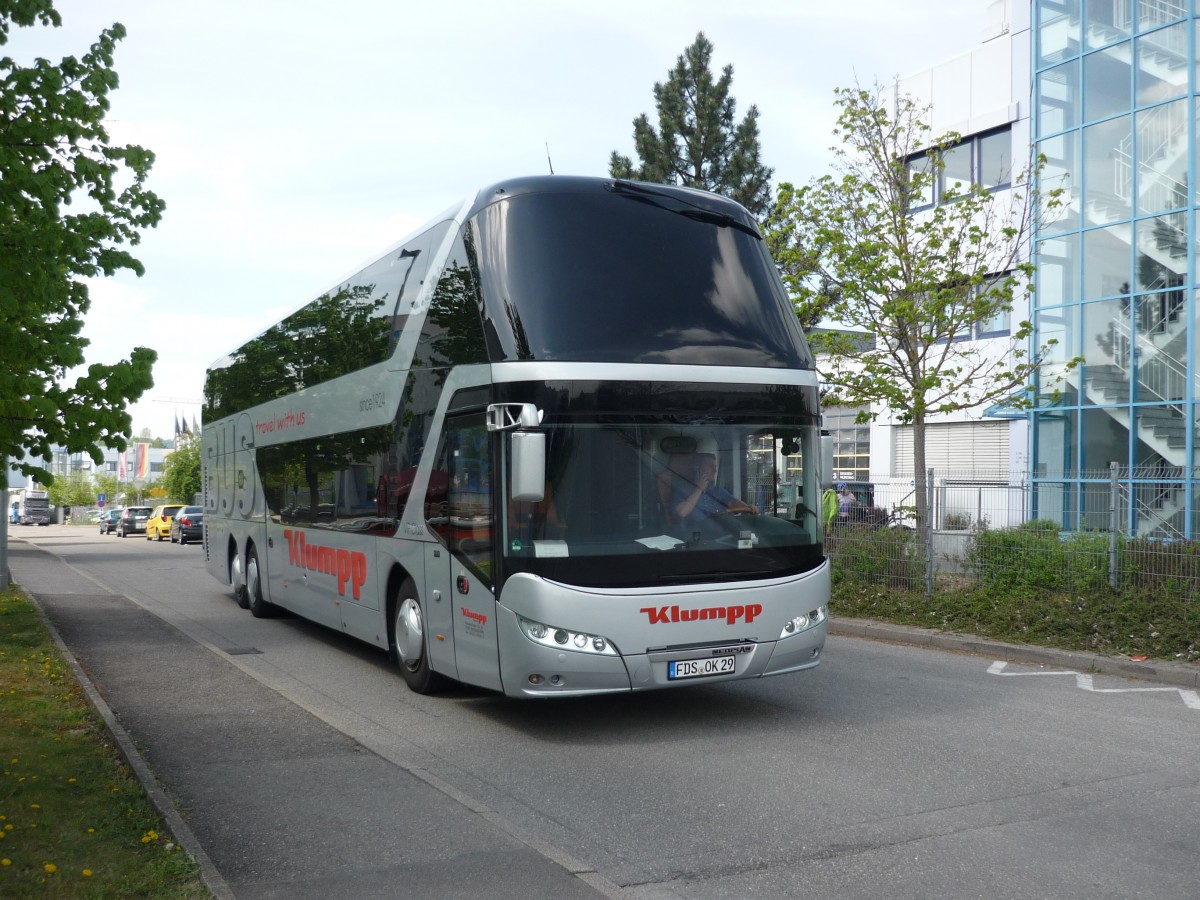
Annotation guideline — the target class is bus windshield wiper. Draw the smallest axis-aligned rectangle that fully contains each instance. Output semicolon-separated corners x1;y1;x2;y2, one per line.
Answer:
607;180;762;240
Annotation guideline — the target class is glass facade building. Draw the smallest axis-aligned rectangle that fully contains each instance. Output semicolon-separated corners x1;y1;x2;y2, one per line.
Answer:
1033;0;1199;535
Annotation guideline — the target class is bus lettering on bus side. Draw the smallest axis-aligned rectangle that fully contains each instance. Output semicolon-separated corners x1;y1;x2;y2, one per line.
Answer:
640;604;763;626
282;529;367;599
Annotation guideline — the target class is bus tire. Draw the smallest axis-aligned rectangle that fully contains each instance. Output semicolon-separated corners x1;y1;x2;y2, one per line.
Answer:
246;545;275;618
231;549;251;609
389;579;447;694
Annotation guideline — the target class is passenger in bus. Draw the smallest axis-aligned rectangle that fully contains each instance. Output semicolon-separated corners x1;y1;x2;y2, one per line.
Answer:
671;450;757;522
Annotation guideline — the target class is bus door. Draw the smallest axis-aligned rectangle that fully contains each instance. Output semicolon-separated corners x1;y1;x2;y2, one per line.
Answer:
424;411;500;691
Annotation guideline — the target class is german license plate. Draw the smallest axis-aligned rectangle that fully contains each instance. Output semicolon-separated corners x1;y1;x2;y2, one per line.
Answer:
667;656;737;680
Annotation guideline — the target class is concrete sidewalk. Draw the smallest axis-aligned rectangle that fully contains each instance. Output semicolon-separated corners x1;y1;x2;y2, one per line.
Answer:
7;539;618;900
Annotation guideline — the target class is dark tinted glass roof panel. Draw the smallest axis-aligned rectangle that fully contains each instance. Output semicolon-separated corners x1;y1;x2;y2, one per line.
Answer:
469;183;812;368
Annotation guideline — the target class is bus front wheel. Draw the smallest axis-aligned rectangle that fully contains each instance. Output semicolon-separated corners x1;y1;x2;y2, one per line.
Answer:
231;550;250;609
390;579;446;694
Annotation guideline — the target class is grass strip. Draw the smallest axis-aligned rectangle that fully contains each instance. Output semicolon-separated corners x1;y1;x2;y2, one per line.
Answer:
0;584;210;898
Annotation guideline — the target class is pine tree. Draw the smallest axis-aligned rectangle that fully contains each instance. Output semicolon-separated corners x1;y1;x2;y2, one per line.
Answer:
610;32;772;218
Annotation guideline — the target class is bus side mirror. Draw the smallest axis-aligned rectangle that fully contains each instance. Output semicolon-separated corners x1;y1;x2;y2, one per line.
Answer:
820;434;834;488
510;431;546;502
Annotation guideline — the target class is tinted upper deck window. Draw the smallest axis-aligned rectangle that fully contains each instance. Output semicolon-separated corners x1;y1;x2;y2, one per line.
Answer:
469;188;813;368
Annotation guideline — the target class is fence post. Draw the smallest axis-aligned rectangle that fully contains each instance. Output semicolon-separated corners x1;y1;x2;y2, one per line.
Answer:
926;467;935;598
1108;461;1119;589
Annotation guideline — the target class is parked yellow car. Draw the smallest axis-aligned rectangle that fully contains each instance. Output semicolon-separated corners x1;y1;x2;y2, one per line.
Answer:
146;504;185;542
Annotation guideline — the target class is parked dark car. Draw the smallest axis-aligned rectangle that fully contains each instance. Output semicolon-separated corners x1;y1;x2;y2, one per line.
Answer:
170;506;204;545
117;506;152;537
100;508;124;534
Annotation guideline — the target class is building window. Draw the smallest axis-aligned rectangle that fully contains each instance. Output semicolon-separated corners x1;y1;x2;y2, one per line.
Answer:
930;272;1014;342
823;405;871;483
907;126;1013;210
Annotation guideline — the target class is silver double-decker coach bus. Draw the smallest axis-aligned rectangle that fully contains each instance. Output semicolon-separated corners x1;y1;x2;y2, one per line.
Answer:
202;175;830;698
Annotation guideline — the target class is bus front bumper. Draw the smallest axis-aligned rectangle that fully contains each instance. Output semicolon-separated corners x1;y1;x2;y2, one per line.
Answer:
497;610;826;698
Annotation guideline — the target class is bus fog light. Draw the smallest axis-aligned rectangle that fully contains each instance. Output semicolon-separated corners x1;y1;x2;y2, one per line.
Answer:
554;629;569;644
528;673;543;685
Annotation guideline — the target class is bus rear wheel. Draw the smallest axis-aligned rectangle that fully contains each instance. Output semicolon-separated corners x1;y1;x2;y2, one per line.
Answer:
390;579;446;694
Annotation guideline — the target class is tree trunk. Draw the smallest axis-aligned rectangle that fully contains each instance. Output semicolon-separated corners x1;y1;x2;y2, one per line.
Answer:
912;414;930;564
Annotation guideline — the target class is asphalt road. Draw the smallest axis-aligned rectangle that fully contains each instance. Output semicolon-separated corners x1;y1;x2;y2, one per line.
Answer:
7;525;1200;899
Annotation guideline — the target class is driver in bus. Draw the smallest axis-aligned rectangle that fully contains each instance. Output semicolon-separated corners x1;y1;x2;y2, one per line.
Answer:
671;446;757;523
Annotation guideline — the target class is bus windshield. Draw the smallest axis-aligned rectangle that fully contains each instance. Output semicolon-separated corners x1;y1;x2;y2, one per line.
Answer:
501;415;823;589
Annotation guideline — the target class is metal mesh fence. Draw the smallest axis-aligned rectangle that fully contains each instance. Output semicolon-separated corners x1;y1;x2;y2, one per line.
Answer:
825;466;1200;599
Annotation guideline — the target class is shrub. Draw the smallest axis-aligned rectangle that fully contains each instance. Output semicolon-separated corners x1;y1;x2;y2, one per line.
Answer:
828;526;922;590
967;526;1109;594
1120;538;1200;600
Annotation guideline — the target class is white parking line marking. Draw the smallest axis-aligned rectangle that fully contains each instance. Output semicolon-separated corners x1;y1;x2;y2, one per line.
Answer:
988;661;1200;710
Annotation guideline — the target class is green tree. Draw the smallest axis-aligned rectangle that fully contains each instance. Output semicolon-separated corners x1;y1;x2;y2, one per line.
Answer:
159;435;200;504
765;86;1064;536
609;32;773;218
47;469;92;517
0;1;163;495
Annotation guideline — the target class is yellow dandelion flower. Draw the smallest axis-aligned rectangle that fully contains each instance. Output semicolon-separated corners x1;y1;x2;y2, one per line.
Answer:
43;862;57;874
1;858;10;866
82;869;93;877
87;827;94;833
31;803;40;810
68;778;76;783
4;824;12;831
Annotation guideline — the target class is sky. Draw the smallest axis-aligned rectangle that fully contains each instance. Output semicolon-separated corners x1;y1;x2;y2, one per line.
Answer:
9;0;996;441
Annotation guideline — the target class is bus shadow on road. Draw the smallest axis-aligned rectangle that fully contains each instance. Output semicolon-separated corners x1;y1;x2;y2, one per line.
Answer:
461;680;826;745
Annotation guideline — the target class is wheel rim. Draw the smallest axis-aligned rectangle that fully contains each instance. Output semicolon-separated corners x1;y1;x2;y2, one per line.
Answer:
231;553;244;594
394;597;424;671
246;554;261;603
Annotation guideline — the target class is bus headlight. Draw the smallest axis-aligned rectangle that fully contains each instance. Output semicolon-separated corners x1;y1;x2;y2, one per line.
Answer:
779;605;827;639
518;616;618;656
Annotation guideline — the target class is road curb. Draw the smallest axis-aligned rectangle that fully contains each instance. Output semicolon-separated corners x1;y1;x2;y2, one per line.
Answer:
829;617;1200;690
24;586;237;900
